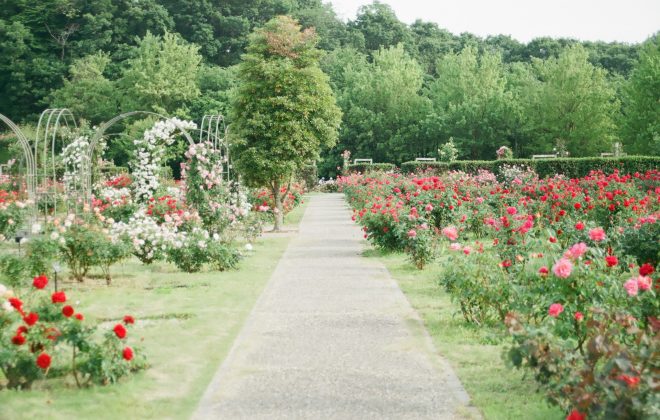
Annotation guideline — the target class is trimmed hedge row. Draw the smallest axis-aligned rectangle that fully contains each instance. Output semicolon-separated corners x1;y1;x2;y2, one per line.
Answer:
400;156;660;178
346;163;396;173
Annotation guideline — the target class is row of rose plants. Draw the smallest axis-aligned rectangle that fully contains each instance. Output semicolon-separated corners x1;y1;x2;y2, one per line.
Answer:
339;168;659;419
1;276;144;389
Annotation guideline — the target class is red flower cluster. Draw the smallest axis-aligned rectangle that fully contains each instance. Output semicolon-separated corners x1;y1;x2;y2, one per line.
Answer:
32;275;48;289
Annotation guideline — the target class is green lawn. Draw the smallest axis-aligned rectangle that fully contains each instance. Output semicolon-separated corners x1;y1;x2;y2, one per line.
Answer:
366;249;563;420
0;200;308;419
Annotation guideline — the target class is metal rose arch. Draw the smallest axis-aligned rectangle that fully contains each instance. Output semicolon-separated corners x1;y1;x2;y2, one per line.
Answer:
199;114;231;181
0;113;37;217
82;111;196;205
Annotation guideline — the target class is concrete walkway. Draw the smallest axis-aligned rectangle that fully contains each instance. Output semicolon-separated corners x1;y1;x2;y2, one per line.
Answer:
193;193;478;419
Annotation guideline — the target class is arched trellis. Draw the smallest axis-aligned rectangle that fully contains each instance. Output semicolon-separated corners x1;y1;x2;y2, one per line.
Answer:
199;114;231;181
0;114;37;208
83;111;196;205
34;108;77;215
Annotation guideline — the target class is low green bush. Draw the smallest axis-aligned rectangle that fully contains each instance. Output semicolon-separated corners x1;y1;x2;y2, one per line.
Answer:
345;163;396;174
400;156;660;178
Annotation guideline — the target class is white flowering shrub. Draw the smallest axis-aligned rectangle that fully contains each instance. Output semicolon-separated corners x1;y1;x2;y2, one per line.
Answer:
131;118;196;202
109;210;182;264
62;136;90;194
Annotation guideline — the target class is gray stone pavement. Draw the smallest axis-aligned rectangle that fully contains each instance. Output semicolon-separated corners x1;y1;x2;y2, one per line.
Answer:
192;193;479;419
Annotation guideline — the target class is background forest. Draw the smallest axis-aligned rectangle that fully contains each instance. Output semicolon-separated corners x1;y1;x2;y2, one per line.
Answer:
1;0;658;176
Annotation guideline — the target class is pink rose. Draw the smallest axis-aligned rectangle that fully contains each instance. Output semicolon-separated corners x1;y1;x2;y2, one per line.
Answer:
624;278;639;296
636;275;652;291
407;229;417;239
449;242;462;251
574;312;584;321
506;206;517;215
548;303;564;317
424;203;433;212
552;258;573;278
588;227;606;242
565;242;588;259
442;226;458;241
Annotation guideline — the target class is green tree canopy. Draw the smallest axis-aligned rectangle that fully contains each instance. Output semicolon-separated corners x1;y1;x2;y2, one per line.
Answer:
231;15;341;230
519;44;619;157
620;34;660;155
428;46;515;159
118;32;202;116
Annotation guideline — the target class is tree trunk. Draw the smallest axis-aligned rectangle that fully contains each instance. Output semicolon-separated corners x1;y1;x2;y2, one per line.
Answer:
272;181;284;231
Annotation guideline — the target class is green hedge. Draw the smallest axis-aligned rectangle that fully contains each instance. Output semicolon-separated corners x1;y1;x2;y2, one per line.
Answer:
346;163;396;174
400;156;660;178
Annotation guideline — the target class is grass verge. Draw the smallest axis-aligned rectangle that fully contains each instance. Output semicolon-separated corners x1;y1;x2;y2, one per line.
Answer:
365;248;563;420
0;199;309;419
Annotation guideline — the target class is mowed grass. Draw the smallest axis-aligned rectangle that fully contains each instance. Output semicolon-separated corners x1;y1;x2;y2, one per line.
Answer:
0;200;309;420
365;249;563;420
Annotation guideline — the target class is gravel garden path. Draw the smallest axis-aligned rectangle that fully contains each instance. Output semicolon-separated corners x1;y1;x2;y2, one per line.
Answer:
193;193;478;419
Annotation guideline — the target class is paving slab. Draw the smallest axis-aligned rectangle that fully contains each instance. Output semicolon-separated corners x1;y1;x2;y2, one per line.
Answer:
193;193;479;420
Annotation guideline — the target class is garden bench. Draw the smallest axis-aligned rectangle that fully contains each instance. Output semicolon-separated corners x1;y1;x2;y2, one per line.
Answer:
531;153;558;160
353;158;373;164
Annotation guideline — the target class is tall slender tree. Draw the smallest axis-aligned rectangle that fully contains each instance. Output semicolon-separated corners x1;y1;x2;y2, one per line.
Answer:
231;16;341;230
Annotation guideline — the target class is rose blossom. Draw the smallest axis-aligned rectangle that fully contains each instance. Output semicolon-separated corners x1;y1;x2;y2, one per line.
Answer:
538;266;549;276
574;312;584;321
506;206;517;215
113;323;127;339
548;303;564;317
636;275;652;291
36;353;51;370
588;227;606;241
123;346;134;361
32;275;48;289
407;229;417;239
51;291;67;304
442;226;458;241
623;278;639;296
552;258;573;278
449;242;462;251
565;242;588;259
575;221;585;231
62;305;74;317
605;255;618;267
639;263;654;276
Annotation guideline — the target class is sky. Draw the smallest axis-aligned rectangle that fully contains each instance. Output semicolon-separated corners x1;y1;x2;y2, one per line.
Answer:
328;0;660;44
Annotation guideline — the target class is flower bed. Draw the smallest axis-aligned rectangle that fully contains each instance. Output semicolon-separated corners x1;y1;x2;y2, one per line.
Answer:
340;168;659;418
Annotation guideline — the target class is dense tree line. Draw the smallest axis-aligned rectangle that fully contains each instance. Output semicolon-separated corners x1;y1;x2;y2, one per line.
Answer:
0;1;657;176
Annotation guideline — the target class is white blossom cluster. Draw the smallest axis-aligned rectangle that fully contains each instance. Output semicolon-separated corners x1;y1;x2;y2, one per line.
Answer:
98;187;132;206
131;118;197;202
109;209;183;262
0;283;14;312
62;135;90;193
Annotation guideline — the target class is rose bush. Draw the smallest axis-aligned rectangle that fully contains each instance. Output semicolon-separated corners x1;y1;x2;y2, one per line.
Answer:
0;277;145;389
340;168;659;418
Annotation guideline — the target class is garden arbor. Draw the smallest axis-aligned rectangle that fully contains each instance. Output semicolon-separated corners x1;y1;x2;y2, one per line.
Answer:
0;109;230;223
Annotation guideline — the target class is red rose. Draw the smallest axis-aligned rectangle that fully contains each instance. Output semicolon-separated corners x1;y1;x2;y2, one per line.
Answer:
538;266;549;276
62;305;74;317
566;409;586;420
74;313;84;321
23;312;39;326
16;326;28;334
575;222;585;231
32;275;48;289
123;315;135;325
113;323;127;339
8;297;23;312
618;374;640;388
605;256;618;267
36;353;51;370
122;346;134;361
574;312;584;322
51;291;67;304
639;263;654;276
11;334;26;345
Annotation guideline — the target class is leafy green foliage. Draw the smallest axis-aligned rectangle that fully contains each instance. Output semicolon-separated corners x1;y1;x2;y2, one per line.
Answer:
620;34;660;155
231;16;341;229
